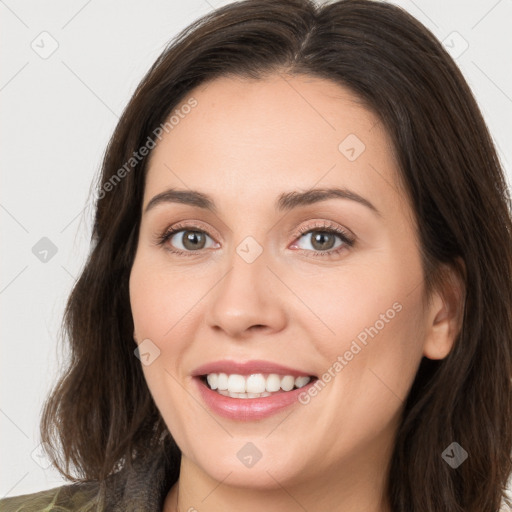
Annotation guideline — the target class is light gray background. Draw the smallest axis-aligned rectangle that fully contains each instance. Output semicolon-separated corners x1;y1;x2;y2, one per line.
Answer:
1;0;511;499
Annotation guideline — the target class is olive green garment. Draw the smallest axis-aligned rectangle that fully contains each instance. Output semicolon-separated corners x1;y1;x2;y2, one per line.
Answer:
0;449;179;512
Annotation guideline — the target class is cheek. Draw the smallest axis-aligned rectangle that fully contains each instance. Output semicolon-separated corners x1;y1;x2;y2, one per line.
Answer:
338;289;425;411
294;260;410;353
129;257;200;437
129;254;210;402
129;254;199;341
129;256;186;393
297;250;426;399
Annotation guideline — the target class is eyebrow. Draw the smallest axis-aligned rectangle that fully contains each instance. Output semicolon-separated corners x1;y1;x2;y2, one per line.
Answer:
144;187;381;217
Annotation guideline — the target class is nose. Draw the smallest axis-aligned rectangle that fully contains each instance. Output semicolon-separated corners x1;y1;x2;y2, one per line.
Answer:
205;247;288;340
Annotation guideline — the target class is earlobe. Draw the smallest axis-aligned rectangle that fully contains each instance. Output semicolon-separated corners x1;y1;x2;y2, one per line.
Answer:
422;260;466;360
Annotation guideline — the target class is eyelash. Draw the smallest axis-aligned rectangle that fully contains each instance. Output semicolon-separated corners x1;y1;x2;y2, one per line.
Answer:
155;221;355;258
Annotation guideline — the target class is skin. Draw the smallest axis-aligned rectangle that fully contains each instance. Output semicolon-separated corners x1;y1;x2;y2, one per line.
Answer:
129;73;464;512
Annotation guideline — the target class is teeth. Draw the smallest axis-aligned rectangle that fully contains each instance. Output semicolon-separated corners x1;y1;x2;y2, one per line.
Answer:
247;374;266;393
281;375;295;391
228;374;246;393
266;374;281;392
294;376;311;388
205;373;312;395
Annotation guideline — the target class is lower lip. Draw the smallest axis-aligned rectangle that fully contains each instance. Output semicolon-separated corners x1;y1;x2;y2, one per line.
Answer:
194;377;317;421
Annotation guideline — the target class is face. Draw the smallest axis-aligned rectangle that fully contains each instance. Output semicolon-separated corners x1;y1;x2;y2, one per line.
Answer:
129;74;440;493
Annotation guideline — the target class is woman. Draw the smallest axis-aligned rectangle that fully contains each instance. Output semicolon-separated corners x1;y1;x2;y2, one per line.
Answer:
2;0;511;510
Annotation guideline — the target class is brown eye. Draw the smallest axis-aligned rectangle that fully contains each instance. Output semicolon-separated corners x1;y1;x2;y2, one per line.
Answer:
170;229;210;251
293;229;349;254
156;222;221;256
308;231;337;251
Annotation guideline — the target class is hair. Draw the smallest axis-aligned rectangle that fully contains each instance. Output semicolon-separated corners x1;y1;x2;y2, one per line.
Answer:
40;0;512;510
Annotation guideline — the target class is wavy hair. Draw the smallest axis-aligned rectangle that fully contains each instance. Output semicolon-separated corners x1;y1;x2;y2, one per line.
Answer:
40;1;512;510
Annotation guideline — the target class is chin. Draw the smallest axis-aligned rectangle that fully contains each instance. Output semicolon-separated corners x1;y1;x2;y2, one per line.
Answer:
187;440;311;490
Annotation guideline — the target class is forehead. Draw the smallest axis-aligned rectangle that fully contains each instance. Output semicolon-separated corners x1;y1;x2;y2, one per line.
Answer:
143;73;404;216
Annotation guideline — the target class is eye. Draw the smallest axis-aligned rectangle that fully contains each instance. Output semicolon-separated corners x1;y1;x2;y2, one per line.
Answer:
170;229;215;251
156;222;218;255
290;222;355;257
155;220;355;258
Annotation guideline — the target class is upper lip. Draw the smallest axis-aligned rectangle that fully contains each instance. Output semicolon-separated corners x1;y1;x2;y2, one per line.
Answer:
191;359;317;378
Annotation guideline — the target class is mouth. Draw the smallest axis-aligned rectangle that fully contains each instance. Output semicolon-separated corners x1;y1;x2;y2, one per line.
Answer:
198;372;318;399
191;361;319;420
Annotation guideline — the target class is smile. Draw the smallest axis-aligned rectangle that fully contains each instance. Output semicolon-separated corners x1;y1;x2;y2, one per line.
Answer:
203;372;313;398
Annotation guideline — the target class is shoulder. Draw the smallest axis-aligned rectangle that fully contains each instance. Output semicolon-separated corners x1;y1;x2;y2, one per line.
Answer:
0;445;180;512
0;480;101;512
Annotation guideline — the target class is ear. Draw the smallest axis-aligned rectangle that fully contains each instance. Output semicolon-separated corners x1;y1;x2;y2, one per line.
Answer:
422;259;466;360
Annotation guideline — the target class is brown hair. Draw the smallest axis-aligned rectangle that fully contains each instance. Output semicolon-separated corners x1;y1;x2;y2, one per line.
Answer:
40;0;512;510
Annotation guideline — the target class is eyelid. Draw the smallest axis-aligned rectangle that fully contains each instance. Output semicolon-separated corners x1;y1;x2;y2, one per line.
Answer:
154;220;219;243
291;219;355;243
